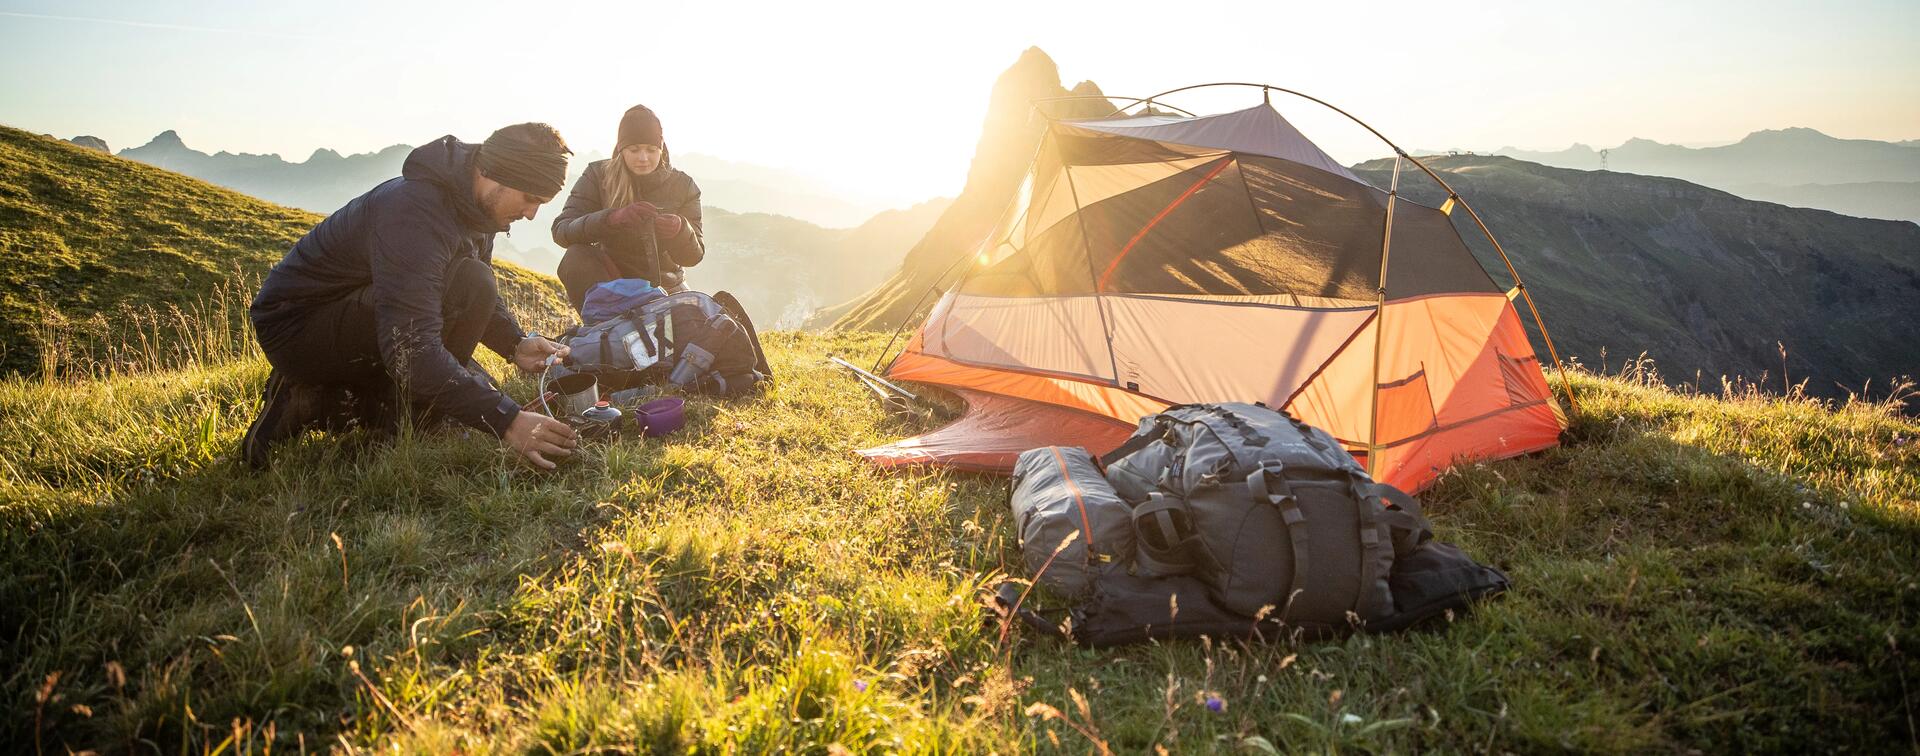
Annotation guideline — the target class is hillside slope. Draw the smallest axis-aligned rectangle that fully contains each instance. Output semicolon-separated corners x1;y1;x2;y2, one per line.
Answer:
0;126;569;375
696;198;951;328
2;330;1915;752
1352;155;1920;397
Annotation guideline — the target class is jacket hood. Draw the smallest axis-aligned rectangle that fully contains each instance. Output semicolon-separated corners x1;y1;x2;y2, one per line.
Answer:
404;136;494;233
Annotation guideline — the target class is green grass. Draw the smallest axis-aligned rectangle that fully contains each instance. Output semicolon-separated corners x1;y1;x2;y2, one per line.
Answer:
3;121;1918;753
3;315;1916;752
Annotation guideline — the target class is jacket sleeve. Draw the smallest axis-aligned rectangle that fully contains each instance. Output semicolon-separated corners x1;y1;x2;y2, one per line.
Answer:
369;191;521;437
550;162;616;249
663;175;705;268
482;287;525;359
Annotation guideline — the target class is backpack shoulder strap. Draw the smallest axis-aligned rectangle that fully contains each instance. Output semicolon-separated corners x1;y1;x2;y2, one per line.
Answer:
710;290;772;378
1101;416;1170;467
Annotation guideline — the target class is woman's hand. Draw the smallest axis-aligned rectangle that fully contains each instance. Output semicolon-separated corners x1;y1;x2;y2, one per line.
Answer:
608;201;660;228
654;213;686;239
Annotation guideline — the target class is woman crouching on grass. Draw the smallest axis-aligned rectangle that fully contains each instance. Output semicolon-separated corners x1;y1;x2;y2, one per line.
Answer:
552;104;705;310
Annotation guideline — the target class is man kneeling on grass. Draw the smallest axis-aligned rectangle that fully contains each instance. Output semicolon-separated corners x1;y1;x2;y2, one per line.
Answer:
243;123;580;470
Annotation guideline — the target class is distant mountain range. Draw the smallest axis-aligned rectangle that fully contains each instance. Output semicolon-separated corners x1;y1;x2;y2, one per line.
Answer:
57;128;948;328
483;199;949;329
834;50;1919;400
1484;129;1920;222
103;130;897;228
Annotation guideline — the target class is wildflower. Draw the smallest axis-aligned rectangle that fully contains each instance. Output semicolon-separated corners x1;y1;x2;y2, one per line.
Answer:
1205;693;1225;713
853;679;868;693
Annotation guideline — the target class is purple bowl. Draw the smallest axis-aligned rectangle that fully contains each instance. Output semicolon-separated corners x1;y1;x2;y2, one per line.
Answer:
633;397;686;437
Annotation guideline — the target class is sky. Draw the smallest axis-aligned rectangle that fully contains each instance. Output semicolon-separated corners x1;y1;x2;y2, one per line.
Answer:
2;0;1916;210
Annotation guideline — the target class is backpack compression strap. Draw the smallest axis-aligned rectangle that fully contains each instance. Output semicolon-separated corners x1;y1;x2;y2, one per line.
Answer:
1247;460;1312;620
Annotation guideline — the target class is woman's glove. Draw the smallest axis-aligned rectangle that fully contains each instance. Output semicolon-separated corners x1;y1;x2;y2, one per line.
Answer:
654;213;686;239
607;201;660;228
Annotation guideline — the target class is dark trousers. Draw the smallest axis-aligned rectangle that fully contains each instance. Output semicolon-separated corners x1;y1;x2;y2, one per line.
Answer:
261;257;498;390
557;244;684;312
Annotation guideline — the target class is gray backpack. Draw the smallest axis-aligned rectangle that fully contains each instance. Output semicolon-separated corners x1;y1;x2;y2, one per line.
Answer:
999;404;1509;647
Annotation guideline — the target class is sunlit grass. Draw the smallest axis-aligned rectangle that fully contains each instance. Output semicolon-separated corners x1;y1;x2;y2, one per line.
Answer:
3;301;1916;752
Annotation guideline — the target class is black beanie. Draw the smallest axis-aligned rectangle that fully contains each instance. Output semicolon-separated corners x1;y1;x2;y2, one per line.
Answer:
477;123;570;198
617;105;665;153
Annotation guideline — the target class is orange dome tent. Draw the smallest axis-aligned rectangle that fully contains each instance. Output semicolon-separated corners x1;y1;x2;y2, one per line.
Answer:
859;84;1576;493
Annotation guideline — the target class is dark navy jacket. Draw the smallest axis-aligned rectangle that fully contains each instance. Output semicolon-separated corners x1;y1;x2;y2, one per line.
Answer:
250;137;524;436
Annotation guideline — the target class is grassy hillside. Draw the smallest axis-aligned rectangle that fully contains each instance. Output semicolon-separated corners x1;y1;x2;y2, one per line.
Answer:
1354;155;1920;399
0;125;571;376
2;319;1915;751
4;104;1917;754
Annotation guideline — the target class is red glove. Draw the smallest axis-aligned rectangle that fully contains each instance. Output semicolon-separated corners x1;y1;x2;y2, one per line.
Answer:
653;213;686;239
607;201;659;228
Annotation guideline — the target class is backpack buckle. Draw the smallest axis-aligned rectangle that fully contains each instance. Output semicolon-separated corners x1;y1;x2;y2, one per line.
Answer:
1247;460;1296;507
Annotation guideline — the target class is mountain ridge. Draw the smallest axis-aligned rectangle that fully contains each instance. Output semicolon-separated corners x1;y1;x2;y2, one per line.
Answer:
1492;128;1920;221
105;129;899;229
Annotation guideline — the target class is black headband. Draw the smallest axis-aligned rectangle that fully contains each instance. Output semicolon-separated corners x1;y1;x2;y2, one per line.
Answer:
477;136;570;198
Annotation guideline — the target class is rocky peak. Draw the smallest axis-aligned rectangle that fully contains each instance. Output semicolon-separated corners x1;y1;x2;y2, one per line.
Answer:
67;135;110;153
144;130;187;150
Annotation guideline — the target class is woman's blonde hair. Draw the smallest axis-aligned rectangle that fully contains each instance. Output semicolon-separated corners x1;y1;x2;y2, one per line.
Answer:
601;152;641;210
601;144;670;210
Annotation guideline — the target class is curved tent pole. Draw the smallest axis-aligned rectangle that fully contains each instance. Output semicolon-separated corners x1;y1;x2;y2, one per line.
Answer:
1105;81;1580;415
1027;95;1200;120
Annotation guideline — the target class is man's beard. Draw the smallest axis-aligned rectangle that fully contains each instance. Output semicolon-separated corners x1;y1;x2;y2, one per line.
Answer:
479;186;516;232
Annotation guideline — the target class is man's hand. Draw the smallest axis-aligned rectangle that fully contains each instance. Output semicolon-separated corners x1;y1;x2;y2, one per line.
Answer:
504;411;578;469
607;201;660;228
512;335;569;374
653;213;685;239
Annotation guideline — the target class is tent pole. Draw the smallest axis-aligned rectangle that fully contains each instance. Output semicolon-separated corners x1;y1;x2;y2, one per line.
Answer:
1429;193;1581;416
1061;161;1123;386
868;249;971;374
1094;81;1579;415
1366;155;1404;478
